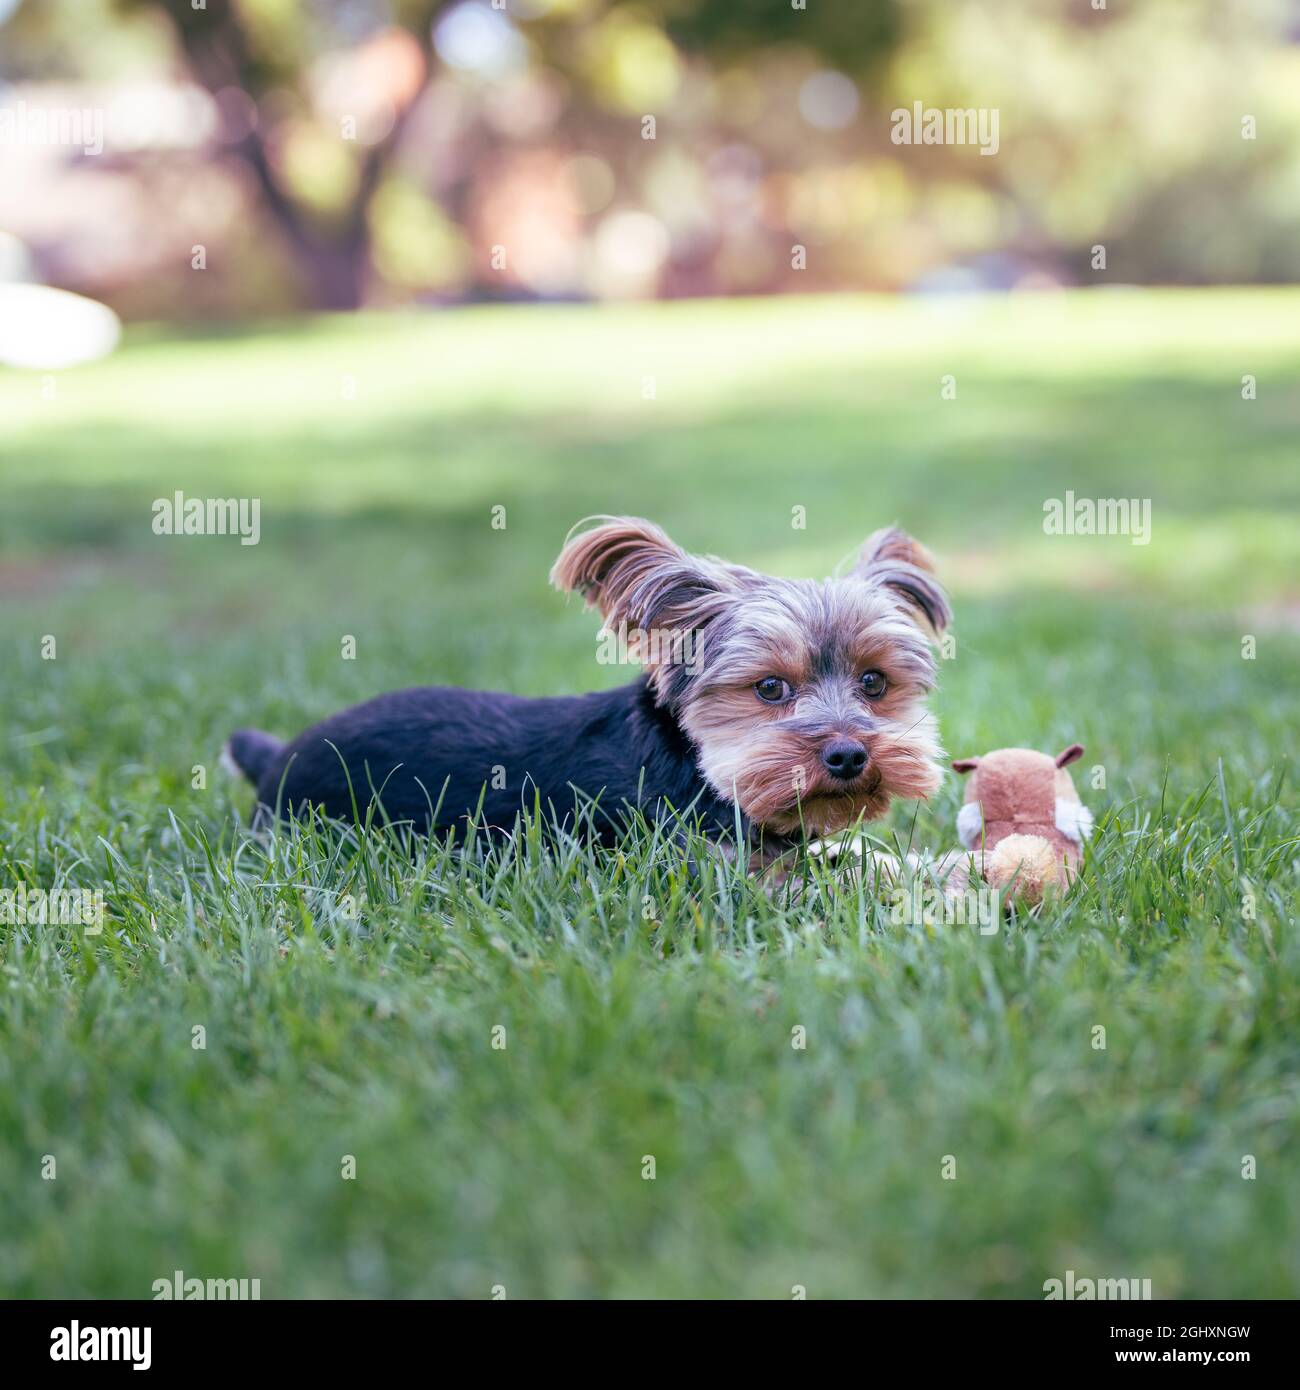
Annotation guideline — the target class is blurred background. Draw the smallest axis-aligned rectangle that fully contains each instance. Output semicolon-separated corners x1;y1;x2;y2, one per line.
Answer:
4;0;1300;322
1;0;1297;675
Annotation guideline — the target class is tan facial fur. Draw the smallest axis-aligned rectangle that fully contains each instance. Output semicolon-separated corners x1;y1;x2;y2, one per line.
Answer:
679;582;944;833
553;517;951;837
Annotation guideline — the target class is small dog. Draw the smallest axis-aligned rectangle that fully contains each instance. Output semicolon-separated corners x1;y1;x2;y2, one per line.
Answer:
225;518;951;851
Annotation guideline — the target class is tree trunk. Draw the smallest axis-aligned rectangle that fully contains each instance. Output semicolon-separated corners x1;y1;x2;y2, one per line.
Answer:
168;2;431;312
297;241;370;313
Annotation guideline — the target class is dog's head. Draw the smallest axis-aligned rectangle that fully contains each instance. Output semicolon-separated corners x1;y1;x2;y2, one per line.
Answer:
552;517;950;836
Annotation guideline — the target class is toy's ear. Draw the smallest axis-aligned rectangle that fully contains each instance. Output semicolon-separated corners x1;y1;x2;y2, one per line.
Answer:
951;756;981;774
1055;743;1084;768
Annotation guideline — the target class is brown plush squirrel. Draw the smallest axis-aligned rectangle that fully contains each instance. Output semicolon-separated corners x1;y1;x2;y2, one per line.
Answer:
950;743;1093;905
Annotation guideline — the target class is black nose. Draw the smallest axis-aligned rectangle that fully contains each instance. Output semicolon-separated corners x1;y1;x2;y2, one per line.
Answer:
821;739;868;780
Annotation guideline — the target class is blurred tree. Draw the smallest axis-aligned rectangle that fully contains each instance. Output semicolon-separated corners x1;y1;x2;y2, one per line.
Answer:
111;0;900;309
7;0;1296;310
659;0;899;66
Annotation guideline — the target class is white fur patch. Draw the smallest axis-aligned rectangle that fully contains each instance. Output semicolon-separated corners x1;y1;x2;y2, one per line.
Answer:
218;741;241;779
1055;798;1094;844
956;799;983;849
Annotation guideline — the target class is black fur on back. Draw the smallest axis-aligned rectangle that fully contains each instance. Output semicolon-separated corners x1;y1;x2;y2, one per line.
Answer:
239;676;738;844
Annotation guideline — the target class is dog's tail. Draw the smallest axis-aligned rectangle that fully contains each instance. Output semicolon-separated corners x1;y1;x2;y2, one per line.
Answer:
221;728;284;786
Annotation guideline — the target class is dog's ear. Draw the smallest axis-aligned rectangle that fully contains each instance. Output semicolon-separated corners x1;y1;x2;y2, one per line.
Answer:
551;517;739;636
1055;743;1084;768
951;756;981;774
854;526;950;637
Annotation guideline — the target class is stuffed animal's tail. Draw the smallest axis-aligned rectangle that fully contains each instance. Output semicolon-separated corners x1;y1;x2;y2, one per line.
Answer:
985;834;1069;906
221;728;284;786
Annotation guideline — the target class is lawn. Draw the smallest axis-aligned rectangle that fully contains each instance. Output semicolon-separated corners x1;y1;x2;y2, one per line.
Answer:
0;290;1297;1298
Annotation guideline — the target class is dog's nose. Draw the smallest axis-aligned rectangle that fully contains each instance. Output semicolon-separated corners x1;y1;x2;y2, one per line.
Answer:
821;738;868;780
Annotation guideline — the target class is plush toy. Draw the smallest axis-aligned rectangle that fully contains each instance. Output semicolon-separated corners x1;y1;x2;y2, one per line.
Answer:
949;743;1094;905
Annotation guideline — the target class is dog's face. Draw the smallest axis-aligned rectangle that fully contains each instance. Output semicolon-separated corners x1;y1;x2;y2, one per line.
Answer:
552;518;950;836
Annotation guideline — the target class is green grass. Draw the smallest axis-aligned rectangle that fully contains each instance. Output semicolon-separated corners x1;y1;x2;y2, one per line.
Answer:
0;290;1297;1298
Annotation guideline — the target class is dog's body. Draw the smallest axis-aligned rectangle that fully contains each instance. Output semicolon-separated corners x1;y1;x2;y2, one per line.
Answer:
227;517;951;848
228;676;736;843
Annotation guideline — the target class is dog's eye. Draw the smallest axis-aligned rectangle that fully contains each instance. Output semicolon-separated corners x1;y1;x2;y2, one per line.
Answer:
754;676;792;704
860;670;888;699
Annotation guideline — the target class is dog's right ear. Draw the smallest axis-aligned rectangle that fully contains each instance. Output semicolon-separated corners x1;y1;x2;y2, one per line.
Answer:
951;756;981;774
551;517;739;636
854;526;951;638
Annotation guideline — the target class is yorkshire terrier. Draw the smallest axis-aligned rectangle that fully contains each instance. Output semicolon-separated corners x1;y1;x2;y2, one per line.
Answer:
224;518;951;853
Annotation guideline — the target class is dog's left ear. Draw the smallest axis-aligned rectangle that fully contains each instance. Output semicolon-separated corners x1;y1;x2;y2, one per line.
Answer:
1055;743;1085;768
551;516;741;637
854;526;950;636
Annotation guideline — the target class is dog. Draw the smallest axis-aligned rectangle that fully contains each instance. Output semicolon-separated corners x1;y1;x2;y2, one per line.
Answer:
224;517;951;853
